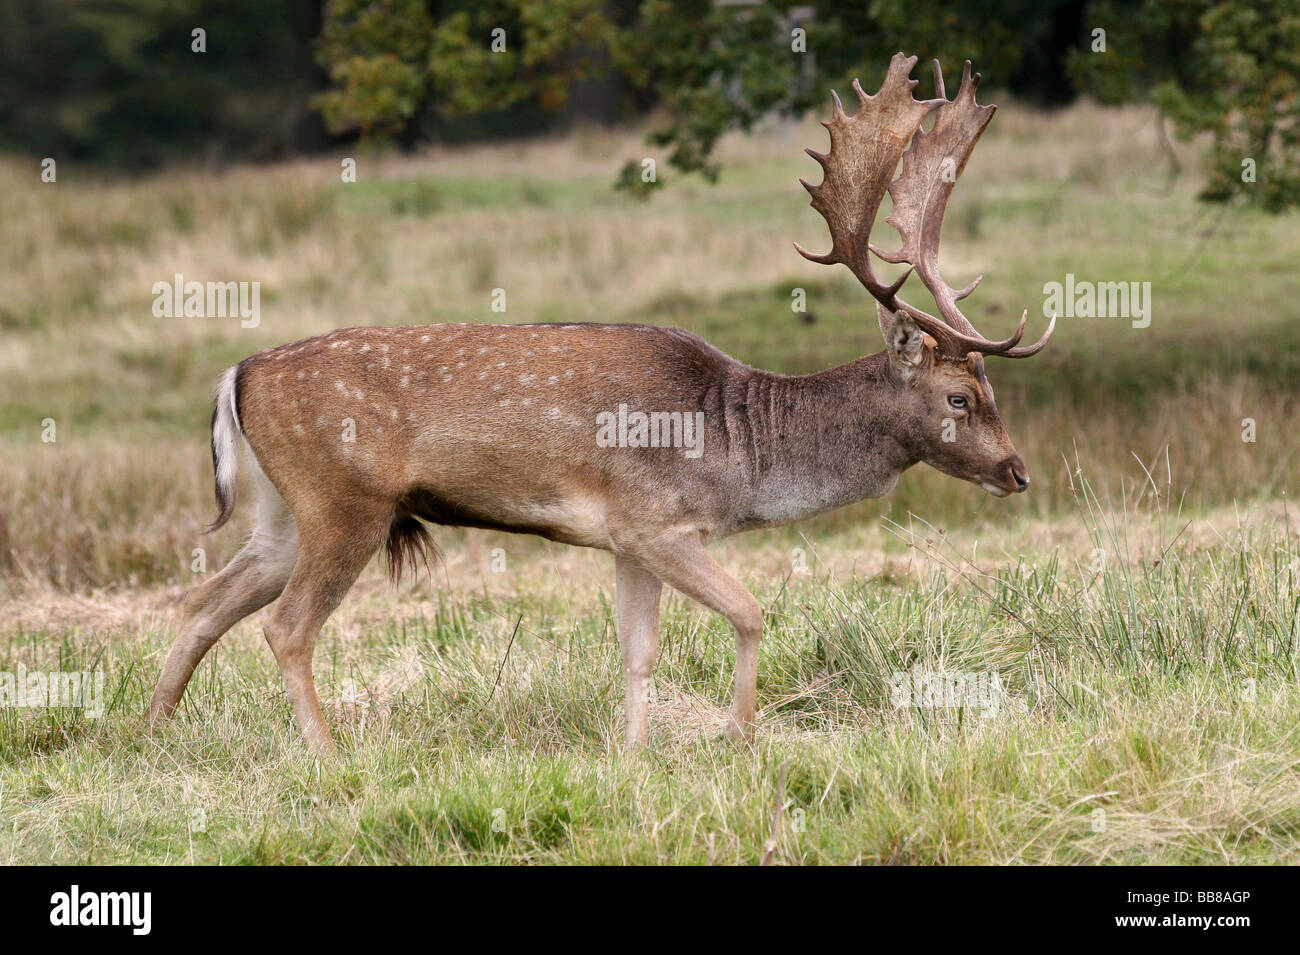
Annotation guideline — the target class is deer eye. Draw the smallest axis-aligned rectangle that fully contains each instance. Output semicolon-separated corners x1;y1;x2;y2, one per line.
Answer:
948;394;968;410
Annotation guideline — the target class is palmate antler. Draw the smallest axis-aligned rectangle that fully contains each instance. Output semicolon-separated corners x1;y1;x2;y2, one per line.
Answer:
795;53;1054;359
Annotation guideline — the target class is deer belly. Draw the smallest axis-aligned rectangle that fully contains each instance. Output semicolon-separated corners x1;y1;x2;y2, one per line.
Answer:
398;482;612;548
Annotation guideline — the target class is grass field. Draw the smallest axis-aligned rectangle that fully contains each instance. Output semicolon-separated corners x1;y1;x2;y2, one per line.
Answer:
2;99;1299;863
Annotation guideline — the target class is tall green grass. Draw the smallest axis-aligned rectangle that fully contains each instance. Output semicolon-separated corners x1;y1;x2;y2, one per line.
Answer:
2;468;1297;863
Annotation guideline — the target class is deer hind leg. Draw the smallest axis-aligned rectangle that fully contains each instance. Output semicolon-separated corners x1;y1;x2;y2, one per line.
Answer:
614;555;663;750
262;501;391;753
624;535;763;742
147;455;298;723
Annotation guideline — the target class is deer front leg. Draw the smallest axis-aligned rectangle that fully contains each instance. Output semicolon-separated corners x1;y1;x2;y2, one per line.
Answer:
614;555;663;750
627;535;763;741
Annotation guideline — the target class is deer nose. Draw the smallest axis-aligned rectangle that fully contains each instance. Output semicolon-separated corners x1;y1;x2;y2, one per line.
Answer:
1007;456;1030;493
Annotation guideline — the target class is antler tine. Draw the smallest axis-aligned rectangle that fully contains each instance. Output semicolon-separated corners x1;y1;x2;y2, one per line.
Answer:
828;89;846;122
1001;312;1056;358
953;274;982;301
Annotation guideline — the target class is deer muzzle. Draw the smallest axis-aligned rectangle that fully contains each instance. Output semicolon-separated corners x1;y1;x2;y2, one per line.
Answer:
980;454;1029;497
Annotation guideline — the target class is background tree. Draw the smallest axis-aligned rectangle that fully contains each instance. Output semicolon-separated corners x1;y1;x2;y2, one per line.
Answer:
312;0;1294;211
1069;0;1300;211
312;0;1084;180
311;0;615;146
2;0;1294;210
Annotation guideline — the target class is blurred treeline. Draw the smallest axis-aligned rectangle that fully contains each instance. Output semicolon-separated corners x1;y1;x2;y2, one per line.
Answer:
0;0;326;166
2;0;1295;207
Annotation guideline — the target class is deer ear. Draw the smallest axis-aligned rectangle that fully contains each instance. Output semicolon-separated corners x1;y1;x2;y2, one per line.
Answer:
878;304;927;374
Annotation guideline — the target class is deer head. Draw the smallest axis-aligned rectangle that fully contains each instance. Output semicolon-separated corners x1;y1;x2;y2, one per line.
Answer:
795;53;1054;496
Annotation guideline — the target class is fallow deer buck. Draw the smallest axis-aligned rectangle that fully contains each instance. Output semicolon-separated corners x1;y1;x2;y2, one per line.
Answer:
147;53;1053;752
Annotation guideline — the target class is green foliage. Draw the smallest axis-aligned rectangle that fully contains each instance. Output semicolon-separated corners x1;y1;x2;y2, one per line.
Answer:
1070;0;1300;210
308;0;1296;211
310;0;434;140
311;0;1086;183
312;0;614;140
611;0;809;182
613;157;661;200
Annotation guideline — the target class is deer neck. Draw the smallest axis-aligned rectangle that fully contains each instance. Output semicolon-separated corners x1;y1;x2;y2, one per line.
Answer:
728;351;917;528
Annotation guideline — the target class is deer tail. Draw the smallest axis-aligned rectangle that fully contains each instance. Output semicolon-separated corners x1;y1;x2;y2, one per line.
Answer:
205;365;242;533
